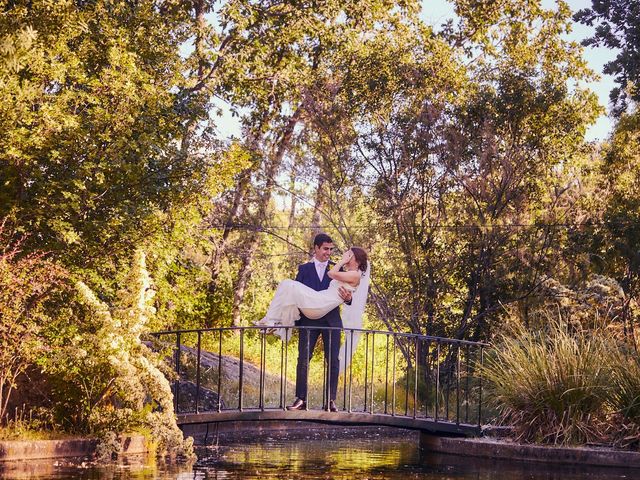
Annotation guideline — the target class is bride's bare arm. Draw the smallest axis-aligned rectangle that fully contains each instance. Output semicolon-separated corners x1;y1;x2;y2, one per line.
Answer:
329;269;360;286
327;250;361;287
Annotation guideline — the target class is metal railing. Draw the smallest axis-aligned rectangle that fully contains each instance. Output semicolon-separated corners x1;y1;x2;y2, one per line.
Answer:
151;326;488;428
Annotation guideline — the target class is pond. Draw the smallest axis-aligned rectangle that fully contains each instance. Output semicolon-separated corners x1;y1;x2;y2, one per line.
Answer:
0;427;633;479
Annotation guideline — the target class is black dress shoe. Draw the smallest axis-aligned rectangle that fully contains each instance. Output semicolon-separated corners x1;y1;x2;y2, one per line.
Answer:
286;398;306;410
329;400;338;412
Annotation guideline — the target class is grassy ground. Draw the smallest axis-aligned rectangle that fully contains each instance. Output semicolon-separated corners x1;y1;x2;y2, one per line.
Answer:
0;425;79;441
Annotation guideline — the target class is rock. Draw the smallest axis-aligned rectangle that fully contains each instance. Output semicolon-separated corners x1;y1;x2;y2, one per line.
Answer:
171;381;224;413
147;338;295;412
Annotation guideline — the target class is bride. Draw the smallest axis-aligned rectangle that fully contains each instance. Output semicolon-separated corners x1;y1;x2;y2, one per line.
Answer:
256;247;369;332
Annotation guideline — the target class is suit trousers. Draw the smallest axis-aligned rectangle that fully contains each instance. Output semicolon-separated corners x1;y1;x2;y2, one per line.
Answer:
295;316;341;404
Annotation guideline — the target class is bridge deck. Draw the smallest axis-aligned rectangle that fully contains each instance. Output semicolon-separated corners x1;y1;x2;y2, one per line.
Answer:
177;409;481;436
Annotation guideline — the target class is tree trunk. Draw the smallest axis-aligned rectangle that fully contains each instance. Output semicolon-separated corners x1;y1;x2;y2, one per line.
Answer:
206;166;252;296
286;164;298;255
230;108;302;326
310;165;326;236
205;115;270;307
231;239;261;327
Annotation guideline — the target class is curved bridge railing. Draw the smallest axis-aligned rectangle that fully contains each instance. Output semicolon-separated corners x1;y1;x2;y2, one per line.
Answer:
151;326;489;436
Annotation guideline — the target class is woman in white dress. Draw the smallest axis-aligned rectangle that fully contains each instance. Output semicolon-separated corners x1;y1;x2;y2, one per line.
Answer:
256;247;369;333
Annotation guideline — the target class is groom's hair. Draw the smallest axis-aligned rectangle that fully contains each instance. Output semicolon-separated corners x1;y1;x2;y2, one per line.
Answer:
313;233;333;247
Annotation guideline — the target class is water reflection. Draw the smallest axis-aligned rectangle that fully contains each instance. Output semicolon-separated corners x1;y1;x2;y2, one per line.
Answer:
0;427;634;479
196;428;419;479
0;454;191;479
193;427;632;480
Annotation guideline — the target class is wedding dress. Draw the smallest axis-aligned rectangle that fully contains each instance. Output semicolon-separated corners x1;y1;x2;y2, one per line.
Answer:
339;262;370;372
256;279;357;332
256;263;371;374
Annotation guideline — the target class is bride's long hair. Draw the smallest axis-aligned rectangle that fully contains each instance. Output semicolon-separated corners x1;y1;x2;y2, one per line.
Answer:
350;247;368;273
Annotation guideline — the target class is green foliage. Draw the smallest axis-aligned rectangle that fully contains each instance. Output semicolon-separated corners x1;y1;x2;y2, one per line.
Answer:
318;0;602;343
605;348;640;447
0;0;610;342
0;0;228;295
0;235;192;456
3;0;638;451
0;418;70;441
580;112;640;335
575;0;640;116
516;275;626;331
483;318;640;448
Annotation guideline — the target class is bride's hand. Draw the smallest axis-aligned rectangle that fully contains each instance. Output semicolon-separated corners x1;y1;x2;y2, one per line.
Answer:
340;250;354;264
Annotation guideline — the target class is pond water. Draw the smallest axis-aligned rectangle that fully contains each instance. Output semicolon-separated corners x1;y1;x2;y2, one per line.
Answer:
0;427;634;479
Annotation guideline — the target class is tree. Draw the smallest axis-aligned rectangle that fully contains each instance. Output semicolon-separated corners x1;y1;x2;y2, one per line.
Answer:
575;0;640;116
37;249;193;456
0;1;230;289
588;112;640;337
200;0;423;326
312;0;602;343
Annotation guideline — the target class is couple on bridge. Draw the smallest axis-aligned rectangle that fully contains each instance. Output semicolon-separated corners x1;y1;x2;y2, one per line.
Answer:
256;233;370;412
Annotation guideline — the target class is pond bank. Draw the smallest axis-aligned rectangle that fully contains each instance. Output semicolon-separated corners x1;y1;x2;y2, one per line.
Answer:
0;435;150;462
3;425;639;472
421;434;640;469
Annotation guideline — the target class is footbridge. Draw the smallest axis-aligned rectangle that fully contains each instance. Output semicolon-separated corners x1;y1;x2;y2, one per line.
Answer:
151;326;489;437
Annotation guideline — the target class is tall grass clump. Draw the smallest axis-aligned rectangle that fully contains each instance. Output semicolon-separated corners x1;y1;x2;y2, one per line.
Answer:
607;347;640;448
481;321;611;445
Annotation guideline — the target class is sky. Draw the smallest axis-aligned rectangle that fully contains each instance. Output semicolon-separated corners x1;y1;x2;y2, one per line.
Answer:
214;0;616;143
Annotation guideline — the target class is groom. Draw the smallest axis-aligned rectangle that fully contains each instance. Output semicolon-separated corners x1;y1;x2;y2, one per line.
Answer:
287;233;352;412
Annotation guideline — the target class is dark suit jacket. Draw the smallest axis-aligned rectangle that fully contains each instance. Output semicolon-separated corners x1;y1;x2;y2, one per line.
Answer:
295;262;343;328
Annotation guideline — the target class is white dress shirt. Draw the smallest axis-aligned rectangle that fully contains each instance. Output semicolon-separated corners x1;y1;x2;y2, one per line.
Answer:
313;258;328;282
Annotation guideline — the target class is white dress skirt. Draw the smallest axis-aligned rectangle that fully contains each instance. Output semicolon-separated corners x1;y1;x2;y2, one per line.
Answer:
256;279;357;336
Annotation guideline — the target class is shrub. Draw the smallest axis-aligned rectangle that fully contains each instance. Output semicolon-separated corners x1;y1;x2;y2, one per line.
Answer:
481;321;611;445
39;249;194;459
0;221;69;423
518;275;626;332
609;348;640;421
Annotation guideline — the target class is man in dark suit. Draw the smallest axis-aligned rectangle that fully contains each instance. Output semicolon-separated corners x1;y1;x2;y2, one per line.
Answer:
287;233;352;412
